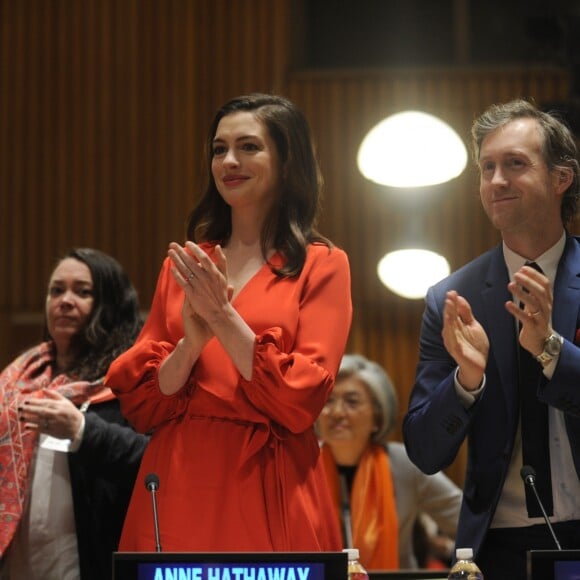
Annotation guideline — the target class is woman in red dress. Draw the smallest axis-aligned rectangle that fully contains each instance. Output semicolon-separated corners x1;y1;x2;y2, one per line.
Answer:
105;93;352;552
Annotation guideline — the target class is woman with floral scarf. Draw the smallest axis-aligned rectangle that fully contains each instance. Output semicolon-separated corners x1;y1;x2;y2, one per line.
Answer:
0;248;148;580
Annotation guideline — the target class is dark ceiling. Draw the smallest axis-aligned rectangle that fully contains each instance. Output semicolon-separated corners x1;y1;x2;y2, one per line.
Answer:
305;0;580;81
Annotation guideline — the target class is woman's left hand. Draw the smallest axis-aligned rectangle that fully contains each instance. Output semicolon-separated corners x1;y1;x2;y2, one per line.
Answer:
19;389;84;439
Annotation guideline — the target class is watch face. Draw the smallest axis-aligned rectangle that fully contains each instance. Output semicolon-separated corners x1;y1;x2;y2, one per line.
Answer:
545;334;562;356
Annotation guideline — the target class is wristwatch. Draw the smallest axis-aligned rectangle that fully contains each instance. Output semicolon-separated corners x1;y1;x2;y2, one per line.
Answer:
535;332;563;366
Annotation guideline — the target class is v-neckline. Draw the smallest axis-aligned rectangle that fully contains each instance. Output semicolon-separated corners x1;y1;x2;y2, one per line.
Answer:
207;244;282;304
231;260;269;303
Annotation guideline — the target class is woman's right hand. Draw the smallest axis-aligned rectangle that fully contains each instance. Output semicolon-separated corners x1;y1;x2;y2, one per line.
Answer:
159;242;234;394
19;389;84;440
168;241;233;331
169;242;216;349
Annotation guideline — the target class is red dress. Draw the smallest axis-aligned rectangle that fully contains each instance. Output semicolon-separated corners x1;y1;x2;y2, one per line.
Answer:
105;243;352;552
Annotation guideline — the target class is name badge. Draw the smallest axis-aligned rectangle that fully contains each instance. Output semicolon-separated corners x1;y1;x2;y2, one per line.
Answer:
40;435;72;452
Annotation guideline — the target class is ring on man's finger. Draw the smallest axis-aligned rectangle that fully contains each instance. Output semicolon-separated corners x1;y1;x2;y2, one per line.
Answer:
529;310;540;316
188;272;195;281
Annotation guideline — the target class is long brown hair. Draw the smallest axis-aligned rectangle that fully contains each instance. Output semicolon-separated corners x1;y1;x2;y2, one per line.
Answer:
186;93;331;278
44;248;142;380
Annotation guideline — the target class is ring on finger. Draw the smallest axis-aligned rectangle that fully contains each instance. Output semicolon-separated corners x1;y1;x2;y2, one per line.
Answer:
187;271;195;281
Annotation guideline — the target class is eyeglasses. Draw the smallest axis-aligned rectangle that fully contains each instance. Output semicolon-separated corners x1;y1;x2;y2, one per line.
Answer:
321;395;370;413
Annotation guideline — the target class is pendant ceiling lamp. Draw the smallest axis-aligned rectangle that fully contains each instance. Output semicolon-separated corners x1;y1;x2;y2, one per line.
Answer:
357;110;468;187
377;249;450;299
356;109;465;298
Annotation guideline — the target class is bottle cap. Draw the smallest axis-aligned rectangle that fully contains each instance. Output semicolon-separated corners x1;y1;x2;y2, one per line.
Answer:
342;548;360;561
456;547;473;560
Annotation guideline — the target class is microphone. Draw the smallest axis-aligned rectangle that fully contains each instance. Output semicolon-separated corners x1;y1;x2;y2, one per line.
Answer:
144;473;162;552
520;465;562;550
338;474;354;549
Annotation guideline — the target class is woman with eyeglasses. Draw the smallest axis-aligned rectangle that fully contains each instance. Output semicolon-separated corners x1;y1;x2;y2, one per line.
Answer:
317;354;461;571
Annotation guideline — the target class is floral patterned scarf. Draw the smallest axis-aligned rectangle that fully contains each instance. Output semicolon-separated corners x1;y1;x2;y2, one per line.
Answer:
0;342;114;556
322;443;399;570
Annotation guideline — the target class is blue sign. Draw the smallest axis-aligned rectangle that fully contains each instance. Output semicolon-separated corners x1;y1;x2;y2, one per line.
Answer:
555;560;580;580
138;563;325;580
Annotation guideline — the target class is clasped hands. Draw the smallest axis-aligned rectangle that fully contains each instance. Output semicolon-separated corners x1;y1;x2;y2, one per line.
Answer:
168;241;234;344
442;264;553;391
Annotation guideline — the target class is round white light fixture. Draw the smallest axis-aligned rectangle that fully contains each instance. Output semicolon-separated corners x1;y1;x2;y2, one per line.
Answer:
357;111;468;187
377;249;450;299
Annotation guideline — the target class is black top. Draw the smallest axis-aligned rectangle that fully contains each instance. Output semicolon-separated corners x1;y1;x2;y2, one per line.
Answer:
68;399;148;580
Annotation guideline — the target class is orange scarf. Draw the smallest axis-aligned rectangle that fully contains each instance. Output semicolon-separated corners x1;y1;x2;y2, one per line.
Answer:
0;342;115;556
321;443;399;570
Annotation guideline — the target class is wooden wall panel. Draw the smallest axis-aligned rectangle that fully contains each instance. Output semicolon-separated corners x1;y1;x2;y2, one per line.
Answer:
192;0;294;130
0;0;294;362
1;0;199;309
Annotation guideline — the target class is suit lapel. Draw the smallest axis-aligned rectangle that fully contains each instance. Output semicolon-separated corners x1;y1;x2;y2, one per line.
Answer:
553;236;580;341
481;247;519;412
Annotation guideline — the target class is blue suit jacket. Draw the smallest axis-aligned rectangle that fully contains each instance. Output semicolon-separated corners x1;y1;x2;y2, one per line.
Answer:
403;235;580;555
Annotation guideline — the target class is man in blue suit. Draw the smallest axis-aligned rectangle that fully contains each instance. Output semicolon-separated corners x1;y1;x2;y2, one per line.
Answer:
404;99;580;579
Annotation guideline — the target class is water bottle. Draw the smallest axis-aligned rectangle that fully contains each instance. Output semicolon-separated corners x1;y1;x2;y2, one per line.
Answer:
448;548;484;579
343;548;369;580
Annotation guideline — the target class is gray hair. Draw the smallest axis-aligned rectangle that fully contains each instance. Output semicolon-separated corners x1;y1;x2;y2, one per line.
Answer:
337;354;398;445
